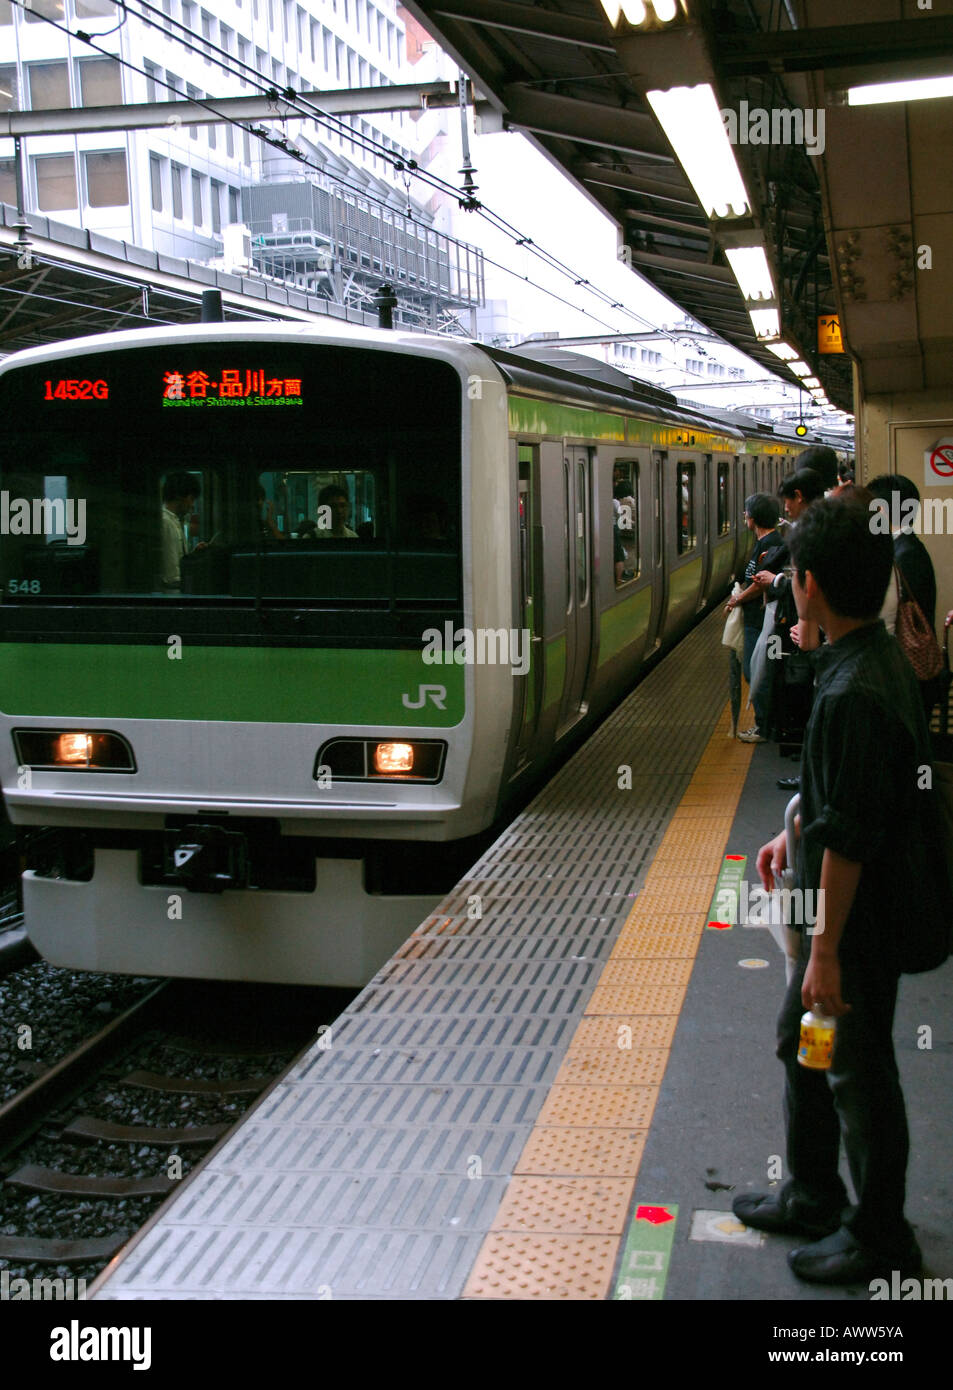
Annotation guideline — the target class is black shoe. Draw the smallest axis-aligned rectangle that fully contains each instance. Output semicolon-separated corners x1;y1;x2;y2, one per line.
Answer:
732;1186;843;1240
776;776;800;791
788;1226;922;1286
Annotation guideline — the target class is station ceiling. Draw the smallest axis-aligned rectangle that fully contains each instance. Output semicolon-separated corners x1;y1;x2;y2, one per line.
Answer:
404;0;953;412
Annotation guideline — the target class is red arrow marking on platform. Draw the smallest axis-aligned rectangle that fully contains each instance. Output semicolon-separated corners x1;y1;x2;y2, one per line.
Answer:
636;1205;674;1225
708;921;731;930
725;855;745;861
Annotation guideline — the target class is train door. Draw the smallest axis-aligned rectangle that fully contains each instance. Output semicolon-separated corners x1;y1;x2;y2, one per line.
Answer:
648;450;668;647
514;443;542;766
557;445;593;736
696;455;713;607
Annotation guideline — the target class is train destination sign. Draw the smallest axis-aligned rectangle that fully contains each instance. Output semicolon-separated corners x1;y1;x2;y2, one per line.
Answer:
161;368;304;407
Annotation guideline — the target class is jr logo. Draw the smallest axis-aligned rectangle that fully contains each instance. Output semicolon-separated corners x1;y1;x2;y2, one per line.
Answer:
402;684;447;710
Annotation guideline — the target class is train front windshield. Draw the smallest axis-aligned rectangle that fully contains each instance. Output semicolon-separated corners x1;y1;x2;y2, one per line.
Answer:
0;343;462;622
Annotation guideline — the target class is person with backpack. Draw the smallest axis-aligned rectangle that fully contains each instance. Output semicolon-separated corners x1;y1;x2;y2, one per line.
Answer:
732;496;950;1286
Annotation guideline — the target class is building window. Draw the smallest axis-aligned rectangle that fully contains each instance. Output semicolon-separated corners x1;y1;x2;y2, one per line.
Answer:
210;179;222;233
225;124;234;158
208;119;216;150
34;154;77;211
242;128;251;163
187;84;200;139
28;63;70;110
143;60;159;103
171;162;183;218
78;57;122;107
181;1;196;31
0;65;18;111
237;38;249;85
85;150;128;206
228;185;240;222
201;11;214;63
220;23;233;55
26;0;65;21
192;170;203;226
0;158;17;203
74;0;117;14
149;152;163;212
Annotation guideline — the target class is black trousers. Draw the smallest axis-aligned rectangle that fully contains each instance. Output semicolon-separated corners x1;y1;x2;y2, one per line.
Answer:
777;932;914;1253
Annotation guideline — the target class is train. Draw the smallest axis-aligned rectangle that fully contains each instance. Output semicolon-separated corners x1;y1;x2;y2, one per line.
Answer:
0;320;845;985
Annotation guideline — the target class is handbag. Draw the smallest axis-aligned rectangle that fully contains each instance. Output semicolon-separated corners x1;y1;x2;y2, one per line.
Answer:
722;583;744;657
894;566;943;681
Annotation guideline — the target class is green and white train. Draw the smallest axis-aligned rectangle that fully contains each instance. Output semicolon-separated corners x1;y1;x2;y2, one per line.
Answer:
0;321;827;985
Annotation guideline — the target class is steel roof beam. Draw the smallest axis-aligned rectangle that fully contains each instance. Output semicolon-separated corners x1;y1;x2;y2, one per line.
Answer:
501;86;673;160
717;16;953;77
575;162;695;206
431;0;615;52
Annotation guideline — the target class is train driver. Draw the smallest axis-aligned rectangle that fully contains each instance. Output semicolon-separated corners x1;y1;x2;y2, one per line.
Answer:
316;484;358;539
160;471;203;589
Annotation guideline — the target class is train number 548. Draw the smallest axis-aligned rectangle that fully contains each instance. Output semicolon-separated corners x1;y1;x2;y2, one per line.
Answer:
44;379;109;400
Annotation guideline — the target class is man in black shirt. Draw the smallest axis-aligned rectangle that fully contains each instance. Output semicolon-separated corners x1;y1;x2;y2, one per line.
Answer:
726;493;781;740
732;497;946;1285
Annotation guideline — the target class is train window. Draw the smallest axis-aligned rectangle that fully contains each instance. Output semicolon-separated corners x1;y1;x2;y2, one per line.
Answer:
0;344;462;617
716;462;730;535
613;459;639;585
563;458;572;613
576;456;589;607
677;461;696;555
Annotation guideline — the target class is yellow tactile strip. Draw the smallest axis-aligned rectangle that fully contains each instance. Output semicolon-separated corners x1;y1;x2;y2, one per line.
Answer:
462;704;753;1299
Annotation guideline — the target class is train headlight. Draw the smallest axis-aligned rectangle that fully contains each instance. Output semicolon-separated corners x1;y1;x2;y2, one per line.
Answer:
315;739;446;784
13;729;136;772
373;742;414;774
57;733;93;764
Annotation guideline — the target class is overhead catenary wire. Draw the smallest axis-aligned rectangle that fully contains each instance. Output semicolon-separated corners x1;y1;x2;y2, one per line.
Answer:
106;0;694;349
9;0;706;357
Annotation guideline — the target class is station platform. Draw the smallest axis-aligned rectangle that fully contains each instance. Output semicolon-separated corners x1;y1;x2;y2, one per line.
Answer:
92;610;953;1302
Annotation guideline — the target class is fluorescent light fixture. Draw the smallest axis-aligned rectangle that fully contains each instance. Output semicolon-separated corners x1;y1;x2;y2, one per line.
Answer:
749;307;780;338
651;0;678;20
646;84;751;218
803;376;821;389
789;360;810;377
725;246;776;303
620;0;647;21
847;74;953;107
766;341;799;361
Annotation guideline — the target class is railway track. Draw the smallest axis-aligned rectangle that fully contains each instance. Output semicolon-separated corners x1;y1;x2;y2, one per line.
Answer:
0;980;350;1285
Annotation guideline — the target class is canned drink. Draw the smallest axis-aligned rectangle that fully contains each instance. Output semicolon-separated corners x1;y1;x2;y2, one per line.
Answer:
797;1008;836;1070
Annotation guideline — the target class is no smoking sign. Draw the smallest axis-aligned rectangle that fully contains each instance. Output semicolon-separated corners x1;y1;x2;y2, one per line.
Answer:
925;437;953;488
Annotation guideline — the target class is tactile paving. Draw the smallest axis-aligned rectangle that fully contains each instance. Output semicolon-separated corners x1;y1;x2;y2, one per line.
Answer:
96;608;737;1302
571;1015;678;1050
585;984;687;1015
514;1127;646;1178
491;1176;634;1234
554;1048;669;1087
463;1234;620;1300
536;1085;659;1129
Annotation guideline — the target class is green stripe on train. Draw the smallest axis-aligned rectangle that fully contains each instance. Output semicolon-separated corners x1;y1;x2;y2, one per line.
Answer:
0;644;466;725
599;585;653;665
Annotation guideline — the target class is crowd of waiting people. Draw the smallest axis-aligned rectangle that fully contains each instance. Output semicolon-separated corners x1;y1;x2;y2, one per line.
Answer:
724;464;952;1288
726;446;951;786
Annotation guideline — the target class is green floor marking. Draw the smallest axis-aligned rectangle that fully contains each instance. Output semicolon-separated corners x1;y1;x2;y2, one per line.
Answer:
614;1203;678;1301
706;854;747;931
